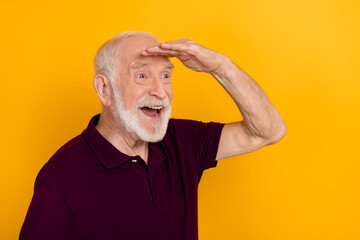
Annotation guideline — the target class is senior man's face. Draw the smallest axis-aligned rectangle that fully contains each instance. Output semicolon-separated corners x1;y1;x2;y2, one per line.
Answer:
111;36;174;142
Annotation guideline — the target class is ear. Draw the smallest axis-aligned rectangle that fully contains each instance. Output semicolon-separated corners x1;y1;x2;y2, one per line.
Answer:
93;74;113;107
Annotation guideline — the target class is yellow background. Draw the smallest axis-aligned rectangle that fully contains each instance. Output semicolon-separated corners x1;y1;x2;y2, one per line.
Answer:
1;0;359;239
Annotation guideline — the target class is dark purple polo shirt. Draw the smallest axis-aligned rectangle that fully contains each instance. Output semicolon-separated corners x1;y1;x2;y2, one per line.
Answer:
20;114;224;240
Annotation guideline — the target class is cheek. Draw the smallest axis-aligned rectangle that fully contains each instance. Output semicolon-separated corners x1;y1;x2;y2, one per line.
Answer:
125;102;137;111
118;92;137;111
166;85;174;100
121;88;145;110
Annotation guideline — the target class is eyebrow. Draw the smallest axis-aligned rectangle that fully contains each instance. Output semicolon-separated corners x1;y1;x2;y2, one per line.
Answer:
165;62;175;69
130;62;149;69
130;61;174;70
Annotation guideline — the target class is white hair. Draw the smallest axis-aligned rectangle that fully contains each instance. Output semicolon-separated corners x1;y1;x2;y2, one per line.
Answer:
94;31;170;142
93;31;161;83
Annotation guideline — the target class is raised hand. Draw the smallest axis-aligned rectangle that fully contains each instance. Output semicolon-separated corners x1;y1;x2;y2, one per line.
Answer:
141;39;226;74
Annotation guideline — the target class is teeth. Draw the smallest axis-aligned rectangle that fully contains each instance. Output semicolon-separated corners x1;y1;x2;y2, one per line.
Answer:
147;106;162;110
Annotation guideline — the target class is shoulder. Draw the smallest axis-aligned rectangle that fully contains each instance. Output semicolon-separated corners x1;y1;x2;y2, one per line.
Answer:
165;118;201;139
36;135;92;184
167;118;198;131
167;118;225;136
51;135;86;161
163;118;225;147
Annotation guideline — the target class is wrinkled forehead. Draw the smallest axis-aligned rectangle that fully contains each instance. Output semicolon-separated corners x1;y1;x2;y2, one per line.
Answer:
117;36;171;68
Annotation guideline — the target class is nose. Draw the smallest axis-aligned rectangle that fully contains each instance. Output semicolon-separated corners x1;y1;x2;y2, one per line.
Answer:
148;77;168;99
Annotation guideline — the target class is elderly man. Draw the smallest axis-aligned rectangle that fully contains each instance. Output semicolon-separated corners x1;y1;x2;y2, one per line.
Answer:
20;31;286;240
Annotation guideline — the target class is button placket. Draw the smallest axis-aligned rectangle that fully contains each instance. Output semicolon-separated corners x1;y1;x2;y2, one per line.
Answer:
129;159;156;207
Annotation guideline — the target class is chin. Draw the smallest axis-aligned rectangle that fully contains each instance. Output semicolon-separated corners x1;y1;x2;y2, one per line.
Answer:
137;120;169;143
136;106;171;142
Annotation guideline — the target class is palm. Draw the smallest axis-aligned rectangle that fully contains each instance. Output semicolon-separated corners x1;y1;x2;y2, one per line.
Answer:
142;39;224;74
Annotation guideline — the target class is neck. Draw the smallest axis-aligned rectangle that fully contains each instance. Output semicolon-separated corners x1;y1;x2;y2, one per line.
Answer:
95;110;149;164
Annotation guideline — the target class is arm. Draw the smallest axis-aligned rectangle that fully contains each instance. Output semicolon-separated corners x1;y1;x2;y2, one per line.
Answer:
142;39;287;160
210;56;287;160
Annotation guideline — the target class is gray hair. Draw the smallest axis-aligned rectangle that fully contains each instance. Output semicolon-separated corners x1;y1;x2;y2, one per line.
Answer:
93;31;161;83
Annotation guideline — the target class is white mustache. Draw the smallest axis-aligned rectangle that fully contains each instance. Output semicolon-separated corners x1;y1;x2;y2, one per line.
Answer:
136;95;170;108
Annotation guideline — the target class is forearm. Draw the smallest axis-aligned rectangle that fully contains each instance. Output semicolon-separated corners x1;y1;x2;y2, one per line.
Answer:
210;55;286;143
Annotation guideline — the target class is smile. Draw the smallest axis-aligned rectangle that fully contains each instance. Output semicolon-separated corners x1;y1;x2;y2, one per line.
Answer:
140;106;163;117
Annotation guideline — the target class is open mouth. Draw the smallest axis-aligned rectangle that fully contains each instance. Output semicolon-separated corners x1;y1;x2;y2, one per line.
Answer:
140;106;163;117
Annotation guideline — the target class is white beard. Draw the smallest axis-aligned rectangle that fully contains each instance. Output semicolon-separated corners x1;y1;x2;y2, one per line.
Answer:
111;85;171;143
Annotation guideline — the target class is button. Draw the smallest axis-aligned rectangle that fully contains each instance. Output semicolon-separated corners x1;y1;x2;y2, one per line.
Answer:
131;159;138;163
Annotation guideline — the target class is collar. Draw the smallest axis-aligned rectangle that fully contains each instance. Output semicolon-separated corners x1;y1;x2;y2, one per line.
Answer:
81;114;165;170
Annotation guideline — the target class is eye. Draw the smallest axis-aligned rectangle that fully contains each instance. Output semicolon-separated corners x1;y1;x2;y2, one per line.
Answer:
161;73;169;78
136;74;146;79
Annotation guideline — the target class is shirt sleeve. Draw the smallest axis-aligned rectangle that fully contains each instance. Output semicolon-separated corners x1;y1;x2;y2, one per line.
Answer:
193;121;225;179
168;119;225;182
19;180;78;240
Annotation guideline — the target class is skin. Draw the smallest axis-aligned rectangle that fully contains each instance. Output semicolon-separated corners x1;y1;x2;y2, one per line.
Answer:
142;38;287;160
94;35;287;164
94;36;174;163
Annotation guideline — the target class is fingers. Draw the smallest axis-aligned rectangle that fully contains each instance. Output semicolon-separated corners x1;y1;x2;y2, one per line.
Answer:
142;45;191;58
141;47;181;58
141;39;198;57
160;39;198;55
159;43;189;52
